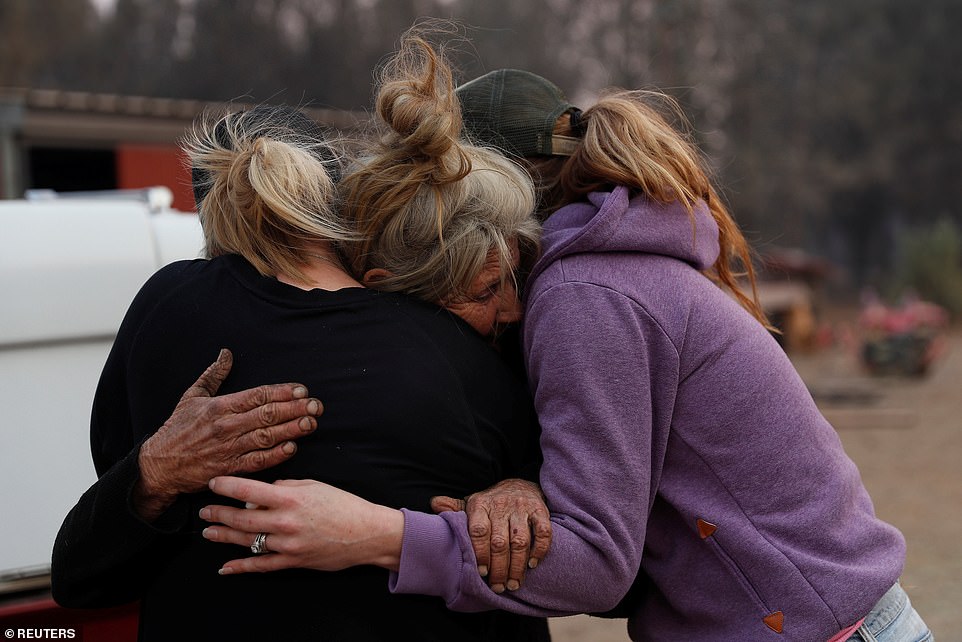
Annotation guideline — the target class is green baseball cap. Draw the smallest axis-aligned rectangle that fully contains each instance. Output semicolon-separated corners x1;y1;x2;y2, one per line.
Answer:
456;69;582;158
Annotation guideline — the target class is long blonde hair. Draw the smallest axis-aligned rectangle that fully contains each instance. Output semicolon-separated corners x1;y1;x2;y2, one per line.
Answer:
559;90;771;328
338;34;540;306
183;105;357;284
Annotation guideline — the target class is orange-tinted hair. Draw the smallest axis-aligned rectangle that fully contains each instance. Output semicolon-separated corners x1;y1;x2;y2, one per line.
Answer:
555;90;771;328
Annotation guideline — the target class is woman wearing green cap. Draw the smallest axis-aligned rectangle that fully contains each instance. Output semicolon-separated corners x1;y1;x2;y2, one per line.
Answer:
198;65;929;642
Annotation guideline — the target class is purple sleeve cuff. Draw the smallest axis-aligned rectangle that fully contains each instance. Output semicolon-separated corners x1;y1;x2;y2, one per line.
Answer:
388;508;493;611
387;509;607;617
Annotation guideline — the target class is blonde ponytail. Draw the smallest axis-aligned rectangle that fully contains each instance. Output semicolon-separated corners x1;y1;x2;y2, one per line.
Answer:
184;106;356;283
561;90;771;328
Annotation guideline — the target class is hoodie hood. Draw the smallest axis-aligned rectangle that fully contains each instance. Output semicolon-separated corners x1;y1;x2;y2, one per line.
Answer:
530;186;720;284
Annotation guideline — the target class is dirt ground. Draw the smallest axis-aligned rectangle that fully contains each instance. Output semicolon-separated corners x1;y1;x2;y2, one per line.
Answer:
548;325;962;642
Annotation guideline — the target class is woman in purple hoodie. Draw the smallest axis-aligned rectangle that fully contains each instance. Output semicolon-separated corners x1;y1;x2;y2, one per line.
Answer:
199;68;932;641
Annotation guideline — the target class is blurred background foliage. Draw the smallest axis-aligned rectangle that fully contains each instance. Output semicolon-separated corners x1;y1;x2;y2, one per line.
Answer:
895;219;962;317
2;0;961;313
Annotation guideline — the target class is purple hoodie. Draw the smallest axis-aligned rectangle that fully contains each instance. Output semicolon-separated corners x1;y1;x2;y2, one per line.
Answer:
391;187;905;641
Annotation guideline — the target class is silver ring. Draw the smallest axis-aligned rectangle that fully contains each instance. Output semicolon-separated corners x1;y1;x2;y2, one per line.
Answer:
250;532;269;555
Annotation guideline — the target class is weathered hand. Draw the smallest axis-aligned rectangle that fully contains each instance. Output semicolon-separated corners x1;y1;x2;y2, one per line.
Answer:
134;349;323;520
200;476;404;574
430;478;551;593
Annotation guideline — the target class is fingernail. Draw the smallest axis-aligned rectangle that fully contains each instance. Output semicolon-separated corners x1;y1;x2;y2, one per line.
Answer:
218;567;233;575
282;441;297;455
199;507;211;520
307;399;320;414
202;527;214;539
299;417;315;432
506;580;520;591
528;558;539;569
477;565;488;577
293;386;308;398
491;583;505;594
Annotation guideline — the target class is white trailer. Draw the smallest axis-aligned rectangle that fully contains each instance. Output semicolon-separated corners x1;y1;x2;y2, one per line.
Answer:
0;189;203;604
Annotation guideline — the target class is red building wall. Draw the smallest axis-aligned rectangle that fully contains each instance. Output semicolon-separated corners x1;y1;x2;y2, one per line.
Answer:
116;144;195;212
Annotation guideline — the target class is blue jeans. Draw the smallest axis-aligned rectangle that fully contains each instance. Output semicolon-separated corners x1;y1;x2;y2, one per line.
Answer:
846;583;933;642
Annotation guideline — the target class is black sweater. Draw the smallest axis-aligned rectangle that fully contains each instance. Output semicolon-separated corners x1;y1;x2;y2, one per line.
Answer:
52;254;549;642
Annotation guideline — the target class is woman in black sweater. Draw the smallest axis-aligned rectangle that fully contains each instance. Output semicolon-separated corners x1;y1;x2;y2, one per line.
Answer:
51;92;549;640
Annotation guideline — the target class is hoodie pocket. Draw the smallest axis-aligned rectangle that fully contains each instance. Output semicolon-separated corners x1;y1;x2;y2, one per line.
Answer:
698;520;771;615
